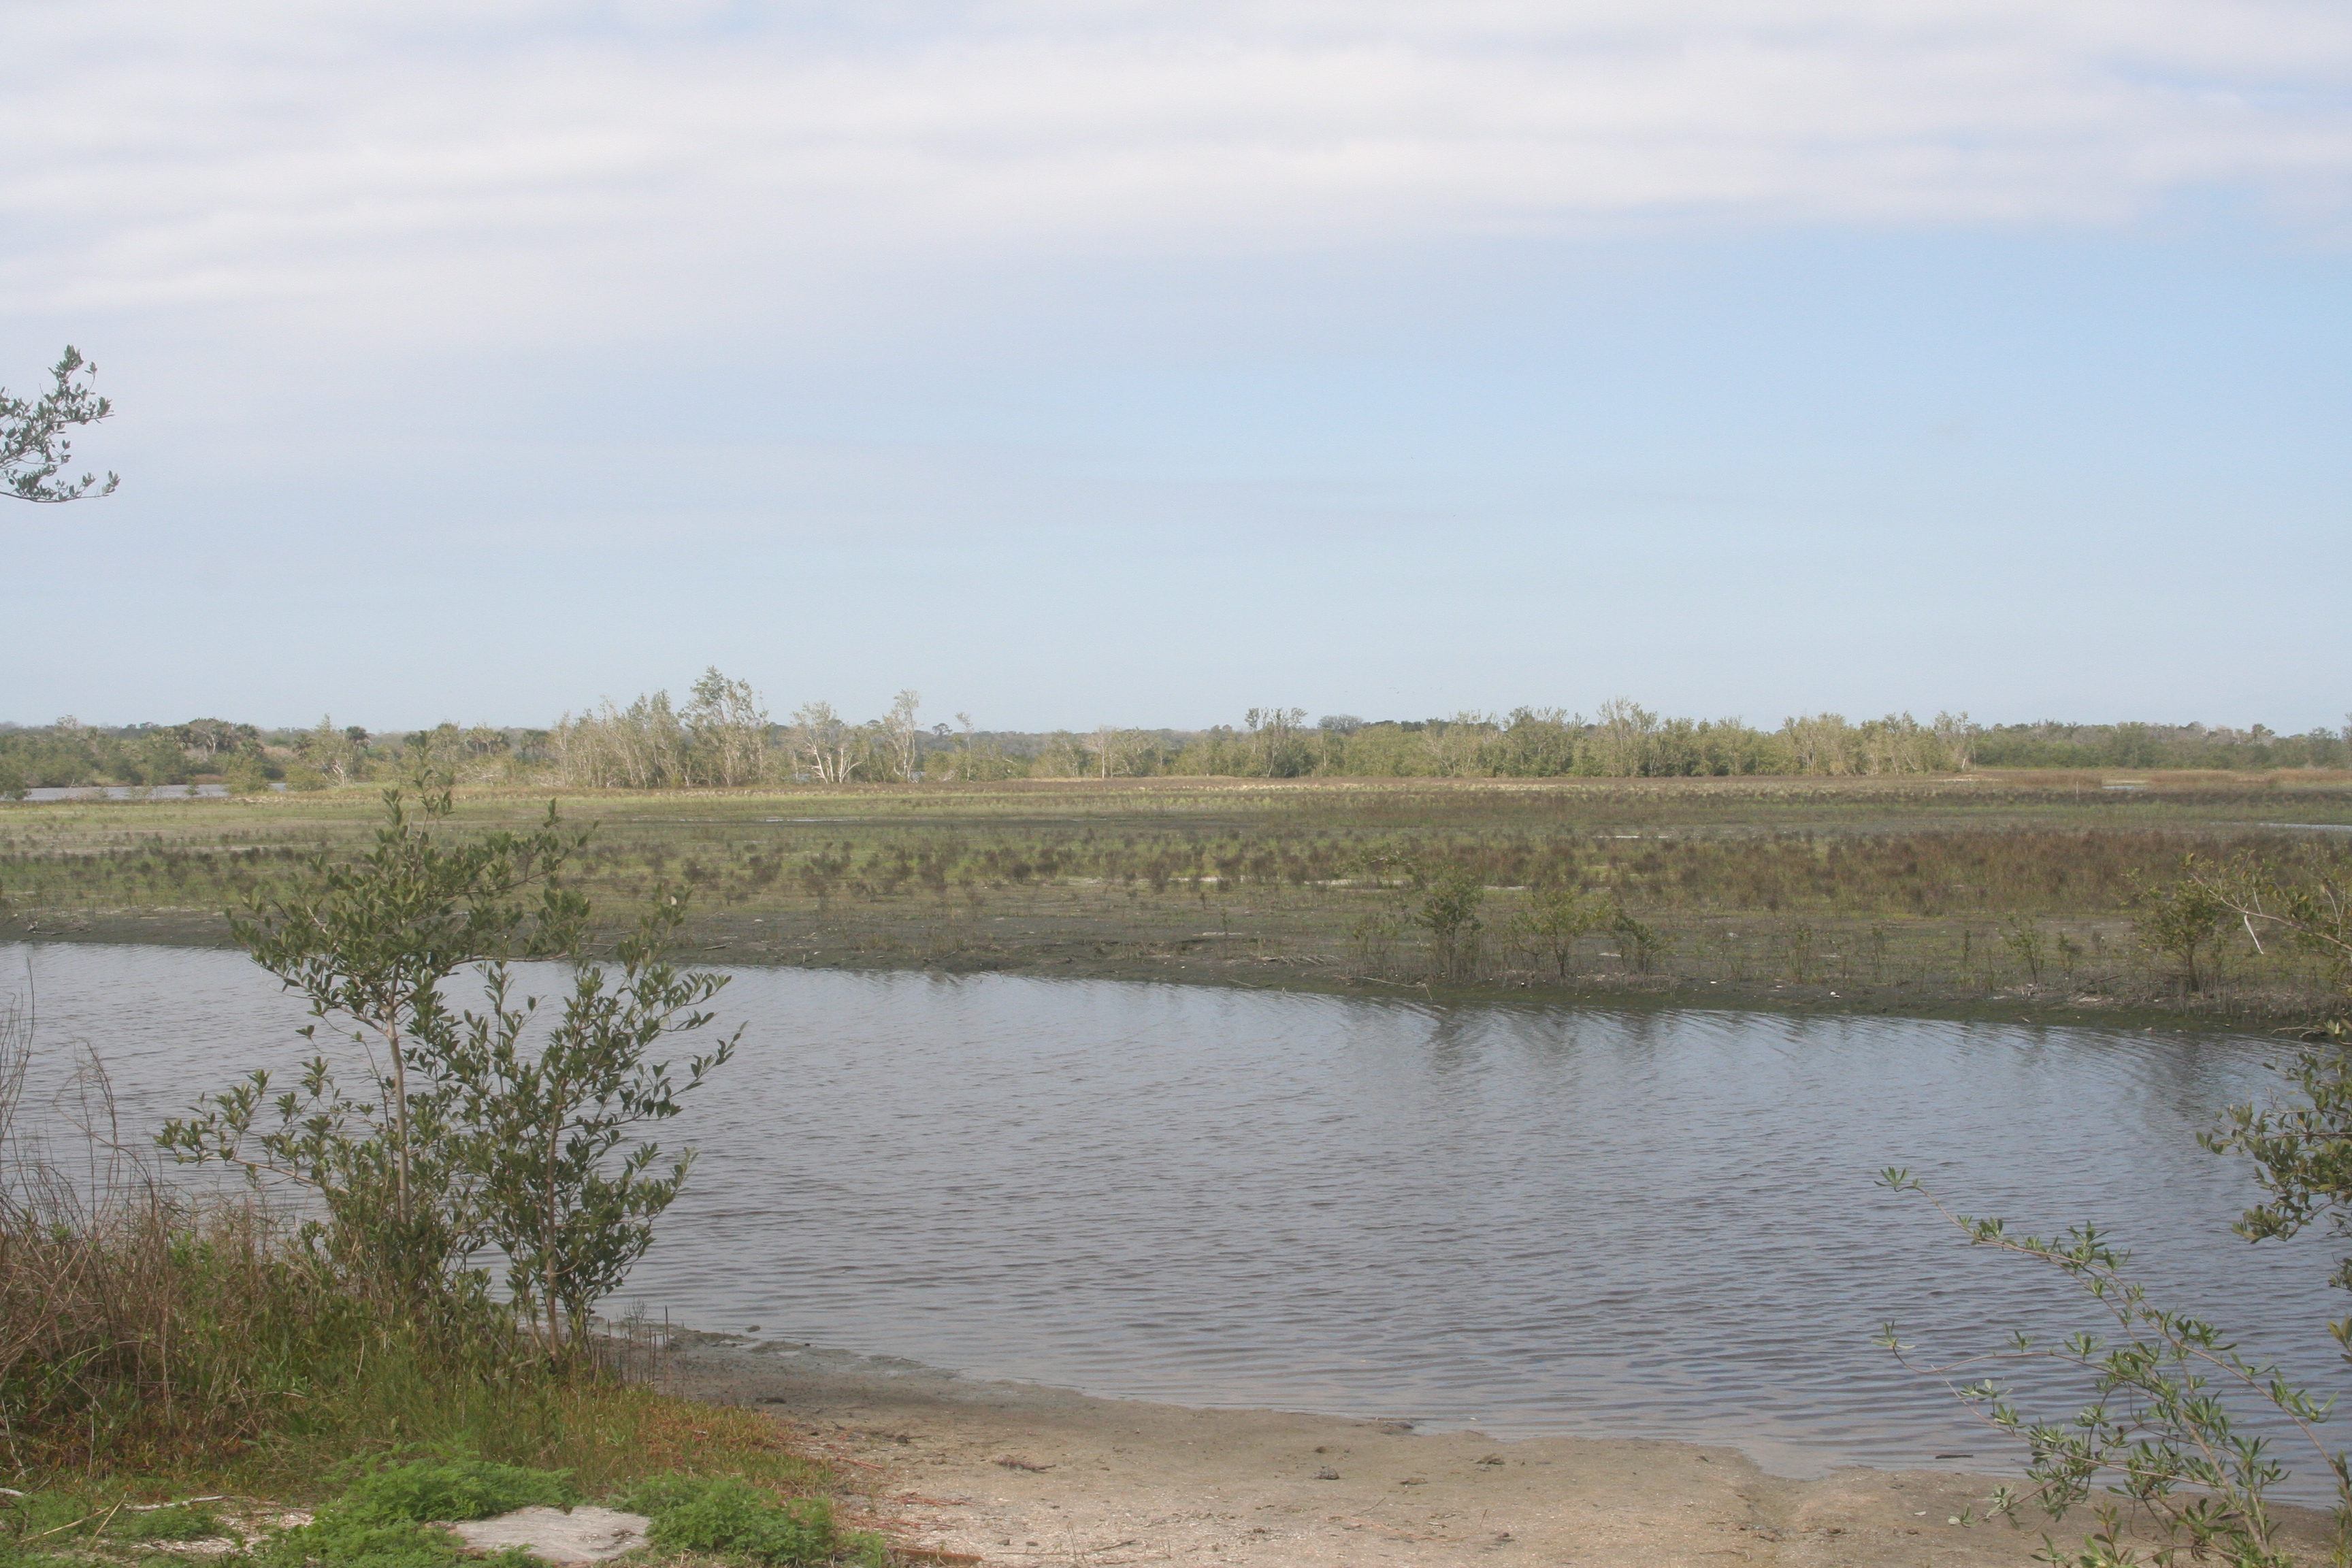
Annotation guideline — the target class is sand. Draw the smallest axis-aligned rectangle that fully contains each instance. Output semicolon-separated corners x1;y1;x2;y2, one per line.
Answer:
657;1335;2332;1568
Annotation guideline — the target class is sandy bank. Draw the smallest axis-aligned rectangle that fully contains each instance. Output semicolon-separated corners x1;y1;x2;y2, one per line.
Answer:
658;1335;2330;1568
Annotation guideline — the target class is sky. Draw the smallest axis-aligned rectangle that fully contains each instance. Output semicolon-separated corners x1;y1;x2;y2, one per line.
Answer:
5;1;2349;734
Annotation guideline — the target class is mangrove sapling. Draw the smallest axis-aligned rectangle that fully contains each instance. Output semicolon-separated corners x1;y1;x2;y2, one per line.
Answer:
1878;1170;2347;1568
2004;917;2048;985
1607;904;1673;975
1516;883;1604;980
161;777;590;1294
2132;864;2233;996
444;896;736;1354
1411;864;1486;981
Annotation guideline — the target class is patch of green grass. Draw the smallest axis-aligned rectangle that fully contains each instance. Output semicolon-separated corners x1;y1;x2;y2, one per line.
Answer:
618;1476;884;1568
325;1457;573;1526
114;1504;230;1543
260;1457;570;1568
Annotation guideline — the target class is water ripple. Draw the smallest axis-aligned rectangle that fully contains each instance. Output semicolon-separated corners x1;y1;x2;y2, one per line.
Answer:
4;943;2340;1488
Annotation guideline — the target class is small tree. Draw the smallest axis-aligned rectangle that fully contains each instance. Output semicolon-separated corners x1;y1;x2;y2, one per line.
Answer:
163;781;737;1348
3;347;117;504
447;900;737;1351
161;777;589;1293
1609;902;1673;974
2193;845;2352;1288
2132;863;2232;994
1517;883;1603;979
1884;849;2352;1567
1411;864;1486;981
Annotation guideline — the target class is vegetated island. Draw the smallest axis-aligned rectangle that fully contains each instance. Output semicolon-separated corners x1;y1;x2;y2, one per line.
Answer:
7;768;2349;1028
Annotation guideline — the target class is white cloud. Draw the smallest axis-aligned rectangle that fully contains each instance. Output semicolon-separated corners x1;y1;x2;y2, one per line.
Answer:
5;0;2351;330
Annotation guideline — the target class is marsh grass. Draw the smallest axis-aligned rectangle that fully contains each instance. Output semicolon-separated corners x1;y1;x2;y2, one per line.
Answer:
6;771;2350;1018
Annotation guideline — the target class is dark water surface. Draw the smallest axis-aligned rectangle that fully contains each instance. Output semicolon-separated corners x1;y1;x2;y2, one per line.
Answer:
5;941;2342;1482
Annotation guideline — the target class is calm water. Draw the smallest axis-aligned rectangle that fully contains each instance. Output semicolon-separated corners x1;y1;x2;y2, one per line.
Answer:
3;940;2341;1482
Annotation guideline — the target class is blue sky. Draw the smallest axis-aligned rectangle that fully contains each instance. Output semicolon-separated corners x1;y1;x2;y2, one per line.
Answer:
5;2;2349;734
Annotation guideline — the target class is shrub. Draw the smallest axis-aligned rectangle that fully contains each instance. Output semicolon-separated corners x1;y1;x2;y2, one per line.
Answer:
223;757;274;795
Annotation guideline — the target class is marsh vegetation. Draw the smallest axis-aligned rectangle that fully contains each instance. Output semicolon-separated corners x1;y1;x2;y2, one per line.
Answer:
5;770;2349;1023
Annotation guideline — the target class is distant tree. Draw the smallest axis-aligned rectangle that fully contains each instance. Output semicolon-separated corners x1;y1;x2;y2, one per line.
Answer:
789;701;859;784
297;715;363;784
879;690;923;783
172;718;262;762
1426;711;1494;777
3;347;118;503
683;668;770;787
1244;706;1309;777
1588;698;1659;777
1933;710;1977;772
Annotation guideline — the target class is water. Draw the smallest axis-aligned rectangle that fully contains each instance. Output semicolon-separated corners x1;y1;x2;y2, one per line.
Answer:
3;940;2342;1484
18;784;238;800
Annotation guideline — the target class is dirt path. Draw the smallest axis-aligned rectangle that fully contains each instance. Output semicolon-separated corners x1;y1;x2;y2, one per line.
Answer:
660;1337;2330;1567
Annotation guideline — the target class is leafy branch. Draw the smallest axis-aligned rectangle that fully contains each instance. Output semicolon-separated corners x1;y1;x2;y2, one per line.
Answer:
1876;1169;2347;1568
3;346;118;504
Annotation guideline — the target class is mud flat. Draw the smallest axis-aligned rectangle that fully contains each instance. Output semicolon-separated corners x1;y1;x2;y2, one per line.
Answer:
660;1335;2333;1568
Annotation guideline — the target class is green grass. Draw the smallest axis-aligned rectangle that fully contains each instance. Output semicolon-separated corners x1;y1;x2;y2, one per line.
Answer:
1;1453;889;1568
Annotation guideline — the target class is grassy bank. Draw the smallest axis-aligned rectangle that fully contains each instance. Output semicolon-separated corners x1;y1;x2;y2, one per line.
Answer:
0;836;896;1568
0;1159;896;1565
5;770;2351;1025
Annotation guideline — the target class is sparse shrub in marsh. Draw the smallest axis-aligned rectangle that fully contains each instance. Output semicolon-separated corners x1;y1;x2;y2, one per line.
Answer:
1515;883;1603;979
1347;909;1403;975
1607;904;1672;974
2131;862;2232;994
2000;916;2046;985
1775;920;1816;983
1411;864;1486;981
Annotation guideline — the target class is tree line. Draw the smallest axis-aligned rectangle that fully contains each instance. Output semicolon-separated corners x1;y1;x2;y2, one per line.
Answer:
6;676;2350;794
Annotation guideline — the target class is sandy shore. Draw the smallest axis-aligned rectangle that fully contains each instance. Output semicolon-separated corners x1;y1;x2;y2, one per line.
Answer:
657;1335;2332;1568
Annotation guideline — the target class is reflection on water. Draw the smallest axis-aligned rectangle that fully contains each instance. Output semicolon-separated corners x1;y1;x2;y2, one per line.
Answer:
3;941;2340;1483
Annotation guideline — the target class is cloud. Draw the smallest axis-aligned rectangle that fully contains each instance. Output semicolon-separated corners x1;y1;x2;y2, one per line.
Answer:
5;0;2351;336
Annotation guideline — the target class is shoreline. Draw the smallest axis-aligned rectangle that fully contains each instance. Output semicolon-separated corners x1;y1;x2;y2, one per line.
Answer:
657;1332;2334;1567
0;910;2298;1037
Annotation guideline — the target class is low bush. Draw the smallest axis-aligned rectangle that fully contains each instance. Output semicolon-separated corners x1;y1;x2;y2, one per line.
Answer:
620;1475;883;1567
